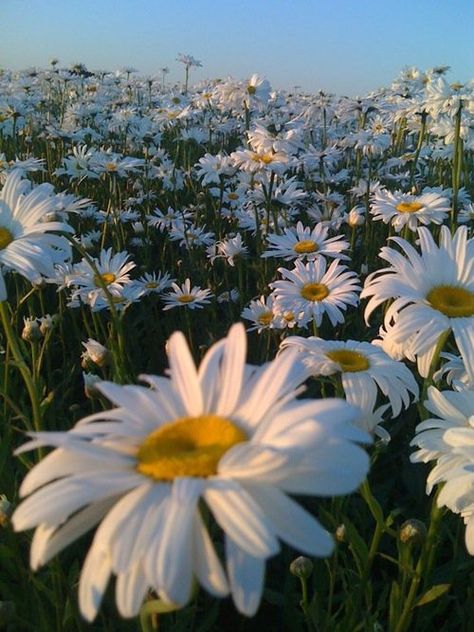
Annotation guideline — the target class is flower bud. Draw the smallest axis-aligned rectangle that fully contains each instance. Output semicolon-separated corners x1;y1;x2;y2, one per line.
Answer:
81;338;110;369
21;317;41;342
399;518;427;546
290;556;313;580
335;524;346;543
0;496;13;527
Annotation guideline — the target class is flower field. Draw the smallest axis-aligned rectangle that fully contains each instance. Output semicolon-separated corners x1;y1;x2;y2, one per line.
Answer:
0;62;473;631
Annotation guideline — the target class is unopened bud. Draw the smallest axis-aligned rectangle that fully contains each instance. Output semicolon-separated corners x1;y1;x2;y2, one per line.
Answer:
399;519;427;546
335;524;346;543
81;338;110;369
0;496;13;527
21;317;41;342
290;556;313;580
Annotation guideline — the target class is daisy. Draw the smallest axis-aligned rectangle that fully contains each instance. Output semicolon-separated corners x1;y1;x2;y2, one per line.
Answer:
207;234;248;267
132;271;174;298
241;295;278;332
362;226;474;381
162;279;213;310
410;386;474;552
369;189;451;233
270;258;361;328
279;337;419;418
262;221;349;262
67;249;136;308
0;170;73;300
12;324;370;620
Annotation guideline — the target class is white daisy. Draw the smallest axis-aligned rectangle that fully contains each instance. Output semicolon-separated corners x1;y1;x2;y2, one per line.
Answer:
262;221;349;262
162;278;213;310
12;324;370;621
280;336;419;418
362;226;474;381
370;189;451;233
270;258;360;328
410;386;474;552
67;248;136;308
0;170;73;299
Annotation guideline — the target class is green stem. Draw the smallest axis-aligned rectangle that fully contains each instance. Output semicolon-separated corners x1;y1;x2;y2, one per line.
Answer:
0;301;42;432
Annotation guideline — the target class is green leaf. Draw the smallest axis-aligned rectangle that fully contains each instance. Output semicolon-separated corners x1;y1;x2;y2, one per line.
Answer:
415;583;451;607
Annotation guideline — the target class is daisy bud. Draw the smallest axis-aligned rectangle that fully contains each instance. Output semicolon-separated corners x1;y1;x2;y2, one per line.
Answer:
399;519;427;546
335;524;346;543
290;556;314;580
38;314;57;336
0;496;13;527
21;317;41;342
81;338;111;369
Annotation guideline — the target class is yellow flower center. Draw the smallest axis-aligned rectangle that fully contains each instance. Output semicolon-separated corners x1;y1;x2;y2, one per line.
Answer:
247;85;257;95
172;97;181;104
94;272;116;287
326;349;370;372
178;293;195;303
294;240;318;254
395;201;424;213
145;281;158;289
136;414;247;480
300;282;329;301
257;311;273;326
283;311;295;322
427;285;474;318
0;226;14;250
227;192;239;200
251;152;274;165
105;162;118;172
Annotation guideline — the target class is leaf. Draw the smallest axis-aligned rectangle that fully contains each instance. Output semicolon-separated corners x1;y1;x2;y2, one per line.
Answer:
415;583;451;607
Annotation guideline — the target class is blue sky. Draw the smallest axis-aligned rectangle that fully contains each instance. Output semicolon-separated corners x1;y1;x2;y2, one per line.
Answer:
2;0;473;95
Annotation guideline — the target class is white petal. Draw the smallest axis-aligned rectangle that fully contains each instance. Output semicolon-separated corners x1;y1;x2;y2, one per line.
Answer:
204;479;279;558
215;323;246;416
78;539;112;622
116;563;149;618
156;478;203;605
225;536;265;617
167;331;203;415
244;484;334;557
192;512;229;597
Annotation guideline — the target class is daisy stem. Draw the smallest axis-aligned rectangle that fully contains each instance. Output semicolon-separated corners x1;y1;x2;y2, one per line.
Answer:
393;490;444;632
409;111;427;189
0;301;42;432
451;102;463;233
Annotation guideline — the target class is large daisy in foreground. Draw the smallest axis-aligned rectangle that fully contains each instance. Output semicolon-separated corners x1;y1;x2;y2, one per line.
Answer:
12;324;370;621
362;226;474;381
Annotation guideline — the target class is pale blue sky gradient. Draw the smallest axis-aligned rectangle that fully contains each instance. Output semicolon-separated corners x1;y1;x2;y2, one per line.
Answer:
2;0;473;95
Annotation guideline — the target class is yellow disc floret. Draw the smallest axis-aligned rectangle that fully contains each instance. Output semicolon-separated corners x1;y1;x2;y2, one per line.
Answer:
94;272;116;287
300;282;329;302
294;240;319;254
396;201;424;213
178;294;195;303
0;227;14;250
257;311;273;326
427;285;474;318
326;349;370;372
136;414;247;480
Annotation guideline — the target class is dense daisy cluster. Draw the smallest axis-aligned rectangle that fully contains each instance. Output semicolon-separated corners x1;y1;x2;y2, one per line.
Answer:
0;61;473;630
